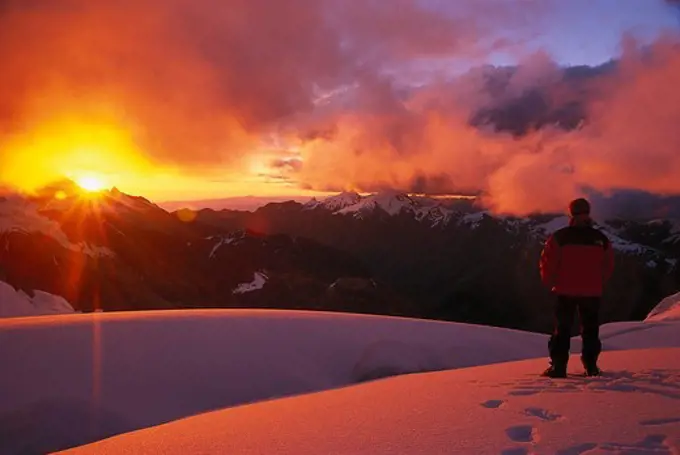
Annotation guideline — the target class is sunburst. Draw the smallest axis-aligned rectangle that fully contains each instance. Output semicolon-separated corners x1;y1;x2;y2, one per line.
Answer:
75;174;108;193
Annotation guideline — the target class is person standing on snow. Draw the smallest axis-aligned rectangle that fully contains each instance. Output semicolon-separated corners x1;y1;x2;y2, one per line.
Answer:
539;198;615;378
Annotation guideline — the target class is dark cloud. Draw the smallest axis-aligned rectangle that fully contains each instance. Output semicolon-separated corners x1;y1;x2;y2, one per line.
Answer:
588;189;680;220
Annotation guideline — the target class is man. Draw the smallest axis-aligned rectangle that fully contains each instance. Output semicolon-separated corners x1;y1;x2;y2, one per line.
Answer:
539;198;615;378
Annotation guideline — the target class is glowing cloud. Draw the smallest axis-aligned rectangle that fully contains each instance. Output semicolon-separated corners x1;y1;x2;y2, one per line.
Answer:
0;117;152;194
75;175;108;193
1;0;679;214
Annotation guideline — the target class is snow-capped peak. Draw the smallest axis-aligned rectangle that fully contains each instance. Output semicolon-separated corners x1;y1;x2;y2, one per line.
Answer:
308;191;456;226
305;192;363;211
106;187;160;212
0;195;113;257
23;181;161;220
533;215;570;235
336;191;419;217
532;216;650;254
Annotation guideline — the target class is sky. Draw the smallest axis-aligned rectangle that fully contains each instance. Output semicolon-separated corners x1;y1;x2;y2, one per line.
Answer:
0;0;679;213
424;0;679;67
511;0;679;66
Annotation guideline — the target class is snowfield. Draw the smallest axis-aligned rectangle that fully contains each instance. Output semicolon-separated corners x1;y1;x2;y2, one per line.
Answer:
1;305;679;454
63;348;680;455
0;310;546;454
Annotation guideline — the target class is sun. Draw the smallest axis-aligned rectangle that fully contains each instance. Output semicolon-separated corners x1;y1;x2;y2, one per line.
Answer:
76;175;108;193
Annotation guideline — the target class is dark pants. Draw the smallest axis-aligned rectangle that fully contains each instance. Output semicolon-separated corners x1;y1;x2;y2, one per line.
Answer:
548;296;602;367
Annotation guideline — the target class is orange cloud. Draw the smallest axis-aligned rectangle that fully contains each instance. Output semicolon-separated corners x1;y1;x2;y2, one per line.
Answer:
2;0;679;215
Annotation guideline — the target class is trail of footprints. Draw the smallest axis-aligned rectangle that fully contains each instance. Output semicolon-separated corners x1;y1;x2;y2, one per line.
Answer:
479;369;680;454
485;398;679;455
479;398;551;453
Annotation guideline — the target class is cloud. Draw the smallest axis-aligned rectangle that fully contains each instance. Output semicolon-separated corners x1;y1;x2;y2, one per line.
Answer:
2;0;680;217
292;35;680;216
0;0;343;166
0;0;547;191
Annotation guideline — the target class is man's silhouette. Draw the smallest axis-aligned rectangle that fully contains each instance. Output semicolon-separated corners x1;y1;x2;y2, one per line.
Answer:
539;198;615;377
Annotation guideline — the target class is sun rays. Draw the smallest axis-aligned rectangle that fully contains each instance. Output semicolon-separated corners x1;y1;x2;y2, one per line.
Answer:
75;175;109;193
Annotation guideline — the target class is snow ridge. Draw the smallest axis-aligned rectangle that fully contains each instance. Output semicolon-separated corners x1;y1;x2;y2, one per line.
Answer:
307;192;674;254
305;192;362;211
646;292;680;322
533;216;650;254
310;191;455;226
0;280;75;318
63;348;680;455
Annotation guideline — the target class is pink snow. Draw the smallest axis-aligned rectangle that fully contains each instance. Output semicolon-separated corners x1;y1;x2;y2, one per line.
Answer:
646;291;680;322
2;309;679;454
63;348;680;455
0;309;549;454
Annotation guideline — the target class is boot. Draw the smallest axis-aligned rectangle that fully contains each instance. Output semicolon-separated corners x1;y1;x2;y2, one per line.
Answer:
581;357;601;377
541;363;567;378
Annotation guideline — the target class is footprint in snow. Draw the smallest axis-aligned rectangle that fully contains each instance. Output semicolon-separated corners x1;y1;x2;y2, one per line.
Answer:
506;425;539;443
481;400;505;409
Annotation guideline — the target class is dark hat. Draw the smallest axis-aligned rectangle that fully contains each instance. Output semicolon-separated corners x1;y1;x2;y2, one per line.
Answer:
569;198;591;216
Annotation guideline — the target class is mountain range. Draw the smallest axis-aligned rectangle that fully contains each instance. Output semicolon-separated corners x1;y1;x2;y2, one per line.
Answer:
1;181;679;333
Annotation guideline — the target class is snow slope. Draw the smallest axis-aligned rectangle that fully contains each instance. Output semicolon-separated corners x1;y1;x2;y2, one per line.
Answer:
0;280;75;318
64;348;680;455
2;310;679;454
646;291;680;322
0;310;546;454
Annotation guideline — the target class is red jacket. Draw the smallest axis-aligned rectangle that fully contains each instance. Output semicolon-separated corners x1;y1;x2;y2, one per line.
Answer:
539;218;615;297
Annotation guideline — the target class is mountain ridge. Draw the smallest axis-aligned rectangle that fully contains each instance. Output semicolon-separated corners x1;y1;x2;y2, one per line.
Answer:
1;185;679;332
